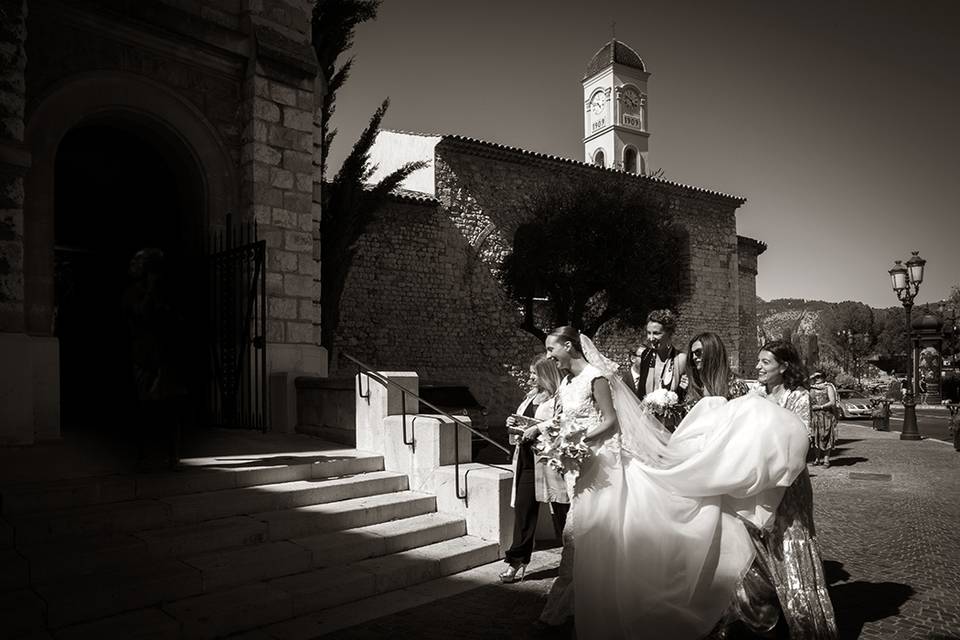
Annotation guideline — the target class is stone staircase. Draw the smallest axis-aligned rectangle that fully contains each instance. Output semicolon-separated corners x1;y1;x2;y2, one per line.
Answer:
0;447;499;639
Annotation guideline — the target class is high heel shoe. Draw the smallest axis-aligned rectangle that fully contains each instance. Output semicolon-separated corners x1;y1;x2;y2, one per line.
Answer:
498;562;527;584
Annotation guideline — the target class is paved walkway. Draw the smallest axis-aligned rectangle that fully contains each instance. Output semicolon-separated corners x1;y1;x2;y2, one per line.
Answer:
317;423;960;640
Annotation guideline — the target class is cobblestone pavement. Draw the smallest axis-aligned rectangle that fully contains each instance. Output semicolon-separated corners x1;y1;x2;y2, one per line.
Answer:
324;425;960;639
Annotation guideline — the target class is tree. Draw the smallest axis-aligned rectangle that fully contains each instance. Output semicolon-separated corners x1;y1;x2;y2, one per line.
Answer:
312;0;380;194
320;100;426;354
819;301;876;373
501;179;688;340
311;1;426;357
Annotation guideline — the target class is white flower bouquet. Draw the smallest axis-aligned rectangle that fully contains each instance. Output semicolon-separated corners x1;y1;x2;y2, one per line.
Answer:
641;388;679;413
534;416;592;476
641;388;682;428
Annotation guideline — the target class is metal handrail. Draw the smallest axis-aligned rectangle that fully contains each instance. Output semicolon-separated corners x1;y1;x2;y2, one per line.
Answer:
342;352;511;500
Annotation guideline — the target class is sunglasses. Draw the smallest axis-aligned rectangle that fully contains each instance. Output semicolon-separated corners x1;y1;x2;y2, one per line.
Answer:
691;349;703;358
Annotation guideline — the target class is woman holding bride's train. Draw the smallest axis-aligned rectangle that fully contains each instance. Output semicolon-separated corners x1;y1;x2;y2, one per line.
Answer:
540;326;811;639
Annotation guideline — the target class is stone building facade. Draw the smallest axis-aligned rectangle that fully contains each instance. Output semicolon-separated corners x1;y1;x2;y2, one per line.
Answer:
0;0;325;444
340;131;766;424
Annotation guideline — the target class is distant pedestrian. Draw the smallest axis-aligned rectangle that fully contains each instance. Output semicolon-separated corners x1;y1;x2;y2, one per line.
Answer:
809;372;838;467
918;378;929;405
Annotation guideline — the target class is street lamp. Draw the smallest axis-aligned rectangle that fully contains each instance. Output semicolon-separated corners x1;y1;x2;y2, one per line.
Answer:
888;250;926;441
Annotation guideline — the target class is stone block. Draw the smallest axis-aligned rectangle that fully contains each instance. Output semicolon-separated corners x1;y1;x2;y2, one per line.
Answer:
252;97;280;123
380;414;472;492
284;230;312;252
283;106;313;132
252;119;268;142
298;212;313;232
283;191;312;213
254;144;282;166
282;150;313;174
296;89;314;111
298;298;317;321
286;321;314;344
262;228;283;249
265;272;283;295
269;296;297;319
295;171;314;193
268;565;376;616
267;320;284;342
270;207;297;228
253;204;271;224
283;273;314;297
355;372;419;454
268;124;312;152
270;167;294;189
432;464;514;552
252;184;284;208
298;255;319;278
270;82;298;107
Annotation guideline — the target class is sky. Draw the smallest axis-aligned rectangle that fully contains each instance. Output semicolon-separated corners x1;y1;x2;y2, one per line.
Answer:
327;0;960;309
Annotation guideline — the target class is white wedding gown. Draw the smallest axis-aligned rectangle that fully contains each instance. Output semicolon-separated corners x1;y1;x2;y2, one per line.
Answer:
560;357;808;640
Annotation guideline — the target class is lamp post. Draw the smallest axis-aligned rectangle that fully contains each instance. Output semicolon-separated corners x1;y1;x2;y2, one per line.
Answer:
888;250;926;441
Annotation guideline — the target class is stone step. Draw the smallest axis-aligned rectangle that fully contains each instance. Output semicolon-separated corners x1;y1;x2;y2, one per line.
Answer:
159;470;409;524
13;499;173;545
183;540;313;592
164;536;497;639
162;582;294;640
0;547;29;591
23;493;441;585
0;451;384;516
259;490;437;540
11;470;406;545
20;533;150;584
55;608;181;640
292;511;466;569
0;589;47;638
36;559;202;629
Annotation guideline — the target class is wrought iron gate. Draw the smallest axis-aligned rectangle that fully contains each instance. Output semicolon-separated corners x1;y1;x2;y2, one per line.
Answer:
207;215;268;430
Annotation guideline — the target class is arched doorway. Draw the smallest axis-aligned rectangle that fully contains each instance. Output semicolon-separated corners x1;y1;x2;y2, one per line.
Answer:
54;121;204;432
24;72;239;437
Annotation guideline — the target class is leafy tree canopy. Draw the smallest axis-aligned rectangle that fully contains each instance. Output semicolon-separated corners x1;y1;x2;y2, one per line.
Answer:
501;179;688;339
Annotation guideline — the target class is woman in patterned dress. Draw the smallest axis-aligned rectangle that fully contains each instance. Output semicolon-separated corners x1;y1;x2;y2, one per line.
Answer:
809;371;839;467
729;340;839;639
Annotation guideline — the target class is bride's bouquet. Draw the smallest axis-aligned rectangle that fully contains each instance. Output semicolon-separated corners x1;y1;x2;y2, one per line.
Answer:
641;389;683;427
534;416;592;476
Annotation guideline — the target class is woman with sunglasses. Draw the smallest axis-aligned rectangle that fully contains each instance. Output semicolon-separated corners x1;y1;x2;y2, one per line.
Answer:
685;332;749;404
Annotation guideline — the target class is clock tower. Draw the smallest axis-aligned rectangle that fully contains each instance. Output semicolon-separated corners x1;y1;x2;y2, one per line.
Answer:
583;39;649;174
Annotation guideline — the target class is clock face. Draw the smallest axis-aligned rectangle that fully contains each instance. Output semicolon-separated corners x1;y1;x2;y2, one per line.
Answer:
590;92;606;115
622;88;641;111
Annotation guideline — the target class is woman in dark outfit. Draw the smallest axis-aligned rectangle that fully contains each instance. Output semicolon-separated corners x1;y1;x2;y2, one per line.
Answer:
500;354;567;583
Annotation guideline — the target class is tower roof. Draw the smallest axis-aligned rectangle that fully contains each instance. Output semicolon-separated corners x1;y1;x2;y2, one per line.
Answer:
584;39;646;79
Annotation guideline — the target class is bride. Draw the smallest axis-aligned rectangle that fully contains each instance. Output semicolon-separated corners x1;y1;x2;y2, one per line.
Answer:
542;326;810;639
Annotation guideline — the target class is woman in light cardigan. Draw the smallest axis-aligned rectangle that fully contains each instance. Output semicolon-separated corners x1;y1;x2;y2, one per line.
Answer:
500;353;568;583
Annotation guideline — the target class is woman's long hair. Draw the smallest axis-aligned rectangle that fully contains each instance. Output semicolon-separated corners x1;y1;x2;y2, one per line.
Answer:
532;353;562;396
687;332;733;400
759;339;808;391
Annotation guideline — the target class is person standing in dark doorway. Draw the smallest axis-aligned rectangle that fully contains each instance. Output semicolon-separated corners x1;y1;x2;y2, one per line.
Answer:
122;248;188;470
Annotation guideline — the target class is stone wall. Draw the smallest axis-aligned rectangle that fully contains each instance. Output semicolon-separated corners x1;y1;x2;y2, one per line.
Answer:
0;0;27;333
336;195;542;424
435;138;745;372
338;137;754;426
738;236;766;376
0;0;323;444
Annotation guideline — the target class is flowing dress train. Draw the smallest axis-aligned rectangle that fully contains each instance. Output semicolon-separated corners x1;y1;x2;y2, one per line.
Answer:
558;359;809;640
